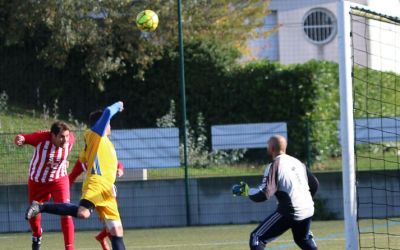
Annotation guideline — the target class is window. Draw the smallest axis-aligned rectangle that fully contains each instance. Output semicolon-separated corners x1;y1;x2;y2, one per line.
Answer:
303;8;337;44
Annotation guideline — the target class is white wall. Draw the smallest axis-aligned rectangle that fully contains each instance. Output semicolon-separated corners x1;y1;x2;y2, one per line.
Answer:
246;12;279;61
276;2;339;64
246;0;400;73
366;0;400;73
248;0;374;65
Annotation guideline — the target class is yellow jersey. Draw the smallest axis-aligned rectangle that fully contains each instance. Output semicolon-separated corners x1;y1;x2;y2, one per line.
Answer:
79;102;122;186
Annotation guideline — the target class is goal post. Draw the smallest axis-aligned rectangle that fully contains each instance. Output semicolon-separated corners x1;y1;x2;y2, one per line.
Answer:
338;1;358;249
338;1;400;249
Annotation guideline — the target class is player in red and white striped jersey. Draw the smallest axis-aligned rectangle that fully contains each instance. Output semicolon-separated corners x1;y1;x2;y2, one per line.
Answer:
14;121;75;250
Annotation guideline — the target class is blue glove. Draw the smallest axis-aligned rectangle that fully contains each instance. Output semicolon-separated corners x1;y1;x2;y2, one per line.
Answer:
232;181;249;196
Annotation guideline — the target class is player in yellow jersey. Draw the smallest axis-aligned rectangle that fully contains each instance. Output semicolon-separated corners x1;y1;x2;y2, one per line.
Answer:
25;101;126;250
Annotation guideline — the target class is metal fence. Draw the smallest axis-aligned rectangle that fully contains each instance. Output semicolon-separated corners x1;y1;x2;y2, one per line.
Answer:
3;115;399;185
0;119;336;185
1;113;399;233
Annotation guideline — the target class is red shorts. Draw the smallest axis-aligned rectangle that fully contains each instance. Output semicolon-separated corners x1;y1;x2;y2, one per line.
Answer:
28;176;70;203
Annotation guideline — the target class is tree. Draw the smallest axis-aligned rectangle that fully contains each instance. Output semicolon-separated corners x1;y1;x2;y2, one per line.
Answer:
0;0;271;89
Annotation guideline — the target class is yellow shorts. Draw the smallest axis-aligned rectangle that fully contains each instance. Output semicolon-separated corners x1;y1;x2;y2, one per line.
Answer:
81;179;121;221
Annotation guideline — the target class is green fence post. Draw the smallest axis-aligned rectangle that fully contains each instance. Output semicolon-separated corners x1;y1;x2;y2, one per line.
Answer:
177;0;191;226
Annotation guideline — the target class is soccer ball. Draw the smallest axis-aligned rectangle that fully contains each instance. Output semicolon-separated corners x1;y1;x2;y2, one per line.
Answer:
136;10;159;32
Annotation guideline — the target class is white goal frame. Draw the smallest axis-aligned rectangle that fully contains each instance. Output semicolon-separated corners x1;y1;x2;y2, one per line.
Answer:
338;1;400;249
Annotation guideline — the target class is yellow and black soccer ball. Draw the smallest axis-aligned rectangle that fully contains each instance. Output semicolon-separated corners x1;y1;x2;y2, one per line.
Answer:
136;10;159;32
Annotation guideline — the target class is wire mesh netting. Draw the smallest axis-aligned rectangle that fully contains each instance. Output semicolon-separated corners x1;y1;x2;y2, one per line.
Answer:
350;6;400;249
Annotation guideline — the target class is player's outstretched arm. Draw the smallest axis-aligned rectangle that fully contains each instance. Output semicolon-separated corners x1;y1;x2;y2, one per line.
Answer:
248;187;267;202
231;181;268;202
69;159;85;186
15;131;49;146
92;101;124;136
232;181;249;196
14;134;25;146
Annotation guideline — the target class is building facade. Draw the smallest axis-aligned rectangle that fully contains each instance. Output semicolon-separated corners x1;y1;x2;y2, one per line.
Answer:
249;0;400;72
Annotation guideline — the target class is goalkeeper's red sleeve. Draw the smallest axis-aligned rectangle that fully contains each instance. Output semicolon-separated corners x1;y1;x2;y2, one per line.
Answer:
69;160;85;186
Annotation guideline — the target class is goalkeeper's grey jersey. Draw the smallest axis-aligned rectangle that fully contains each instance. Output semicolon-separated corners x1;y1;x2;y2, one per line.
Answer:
250;154;314;220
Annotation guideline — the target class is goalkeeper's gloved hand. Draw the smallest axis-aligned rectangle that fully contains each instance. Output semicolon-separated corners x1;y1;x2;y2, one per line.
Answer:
232;181;249;196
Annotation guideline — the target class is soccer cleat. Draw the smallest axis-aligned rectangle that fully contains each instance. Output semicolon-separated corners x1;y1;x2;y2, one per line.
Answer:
308;231;318;248
95;234;111;250
25;201;41;220
32;235;42;250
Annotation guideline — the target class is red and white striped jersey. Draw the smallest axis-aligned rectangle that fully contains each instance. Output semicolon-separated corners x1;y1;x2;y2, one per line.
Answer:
20;130;75;183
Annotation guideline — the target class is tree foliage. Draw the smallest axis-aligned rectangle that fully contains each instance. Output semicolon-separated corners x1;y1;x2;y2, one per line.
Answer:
0;0;270;89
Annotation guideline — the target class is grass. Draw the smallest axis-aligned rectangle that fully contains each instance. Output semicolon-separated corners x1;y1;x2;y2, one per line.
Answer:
147;164;264;179
1;221;342;250
0;106;64;133
2;219;400;250
313;153;400;171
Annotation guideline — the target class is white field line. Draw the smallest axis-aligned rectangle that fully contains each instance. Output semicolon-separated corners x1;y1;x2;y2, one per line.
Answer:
77;236;348;250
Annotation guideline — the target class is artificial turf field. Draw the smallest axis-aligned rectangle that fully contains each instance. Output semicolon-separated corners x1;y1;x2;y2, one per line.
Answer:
1;219;400;249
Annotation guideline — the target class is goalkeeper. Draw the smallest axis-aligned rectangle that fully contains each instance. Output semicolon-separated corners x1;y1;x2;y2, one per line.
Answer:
232;134;318;250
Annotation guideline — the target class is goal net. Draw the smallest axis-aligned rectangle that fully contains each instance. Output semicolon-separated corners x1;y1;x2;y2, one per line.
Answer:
340;2;400;249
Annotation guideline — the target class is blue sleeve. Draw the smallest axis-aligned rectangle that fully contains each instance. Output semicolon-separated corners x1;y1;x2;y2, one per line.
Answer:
91;102;122;136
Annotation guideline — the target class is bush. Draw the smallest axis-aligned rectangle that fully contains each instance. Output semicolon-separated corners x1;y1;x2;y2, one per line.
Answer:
156;100;246;167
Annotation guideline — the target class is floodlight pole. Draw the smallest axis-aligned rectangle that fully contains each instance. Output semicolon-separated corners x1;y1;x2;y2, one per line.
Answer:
177;0;191;226
338;1;358;249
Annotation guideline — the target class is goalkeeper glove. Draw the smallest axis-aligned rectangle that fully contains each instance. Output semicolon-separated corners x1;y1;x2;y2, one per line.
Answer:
232;181;249;196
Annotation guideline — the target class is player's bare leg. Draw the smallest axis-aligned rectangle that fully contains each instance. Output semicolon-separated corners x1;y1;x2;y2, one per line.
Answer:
106;220;125;250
